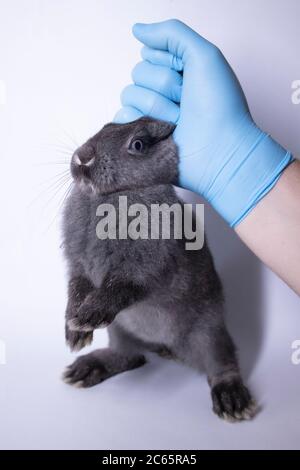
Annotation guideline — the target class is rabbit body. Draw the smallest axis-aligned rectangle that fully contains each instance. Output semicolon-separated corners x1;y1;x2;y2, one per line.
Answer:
62;118;256;421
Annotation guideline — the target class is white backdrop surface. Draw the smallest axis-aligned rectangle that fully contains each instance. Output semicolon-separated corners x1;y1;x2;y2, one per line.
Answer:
0;0;299;450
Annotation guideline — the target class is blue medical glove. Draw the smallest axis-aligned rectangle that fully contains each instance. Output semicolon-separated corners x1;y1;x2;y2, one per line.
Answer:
114;20;293;227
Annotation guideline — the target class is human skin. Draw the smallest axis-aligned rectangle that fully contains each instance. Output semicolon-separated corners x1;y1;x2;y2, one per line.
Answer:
236;160;300;295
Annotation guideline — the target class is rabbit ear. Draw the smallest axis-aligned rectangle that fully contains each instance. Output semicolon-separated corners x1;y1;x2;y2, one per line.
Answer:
146;119;176;141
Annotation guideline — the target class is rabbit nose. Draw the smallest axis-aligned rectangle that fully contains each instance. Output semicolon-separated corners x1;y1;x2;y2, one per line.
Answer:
73;149;95;167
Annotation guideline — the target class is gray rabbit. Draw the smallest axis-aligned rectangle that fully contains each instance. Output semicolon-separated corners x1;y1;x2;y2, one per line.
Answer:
62;117;257;422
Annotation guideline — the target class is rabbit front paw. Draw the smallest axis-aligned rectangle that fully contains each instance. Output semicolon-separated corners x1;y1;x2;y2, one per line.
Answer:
67;293;114;332
65;323;93;351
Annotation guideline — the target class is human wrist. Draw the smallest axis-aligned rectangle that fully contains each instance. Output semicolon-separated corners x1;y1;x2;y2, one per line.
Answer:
203;119;294;227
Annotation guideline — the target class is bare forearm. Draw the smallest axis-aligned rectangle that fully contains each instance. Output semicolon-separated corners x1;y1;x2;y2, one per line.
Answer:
235;160;300;295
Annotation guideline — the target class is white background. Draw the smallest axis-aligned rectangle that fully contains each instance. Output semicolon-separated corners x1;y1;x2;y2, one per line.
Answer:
0;0;299;450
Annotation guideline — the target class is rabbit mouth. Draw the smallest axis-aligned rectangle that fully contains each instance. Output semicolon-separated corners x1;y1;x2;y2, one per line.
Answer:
71;164;96;193
78;178;95;194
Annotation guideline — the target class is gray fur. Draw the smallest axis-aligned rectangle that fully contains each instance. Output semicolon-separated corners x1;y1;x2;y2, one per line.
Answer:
62;117;257;422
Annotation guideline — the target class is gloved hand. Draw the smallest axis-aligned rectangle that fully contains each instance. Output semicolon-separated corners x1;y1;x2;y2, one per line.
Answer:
114;19;293;226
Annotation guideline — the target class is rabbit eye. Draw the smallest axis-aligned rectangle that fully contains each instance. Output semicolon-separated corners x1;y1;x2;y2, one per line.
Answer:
130;139;144;152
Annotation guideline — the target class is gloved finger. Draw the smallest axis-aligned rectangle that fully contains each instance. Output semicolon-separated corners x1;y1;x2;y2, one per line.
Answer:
141;46;183;72
121;84;180;123
132;19;213;62
132;61;182;103
113;106;143;124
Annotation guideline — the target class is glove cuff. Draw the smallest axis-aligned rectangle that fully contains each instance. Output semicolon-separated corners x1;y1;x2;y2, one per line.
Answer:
208;123;294;227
